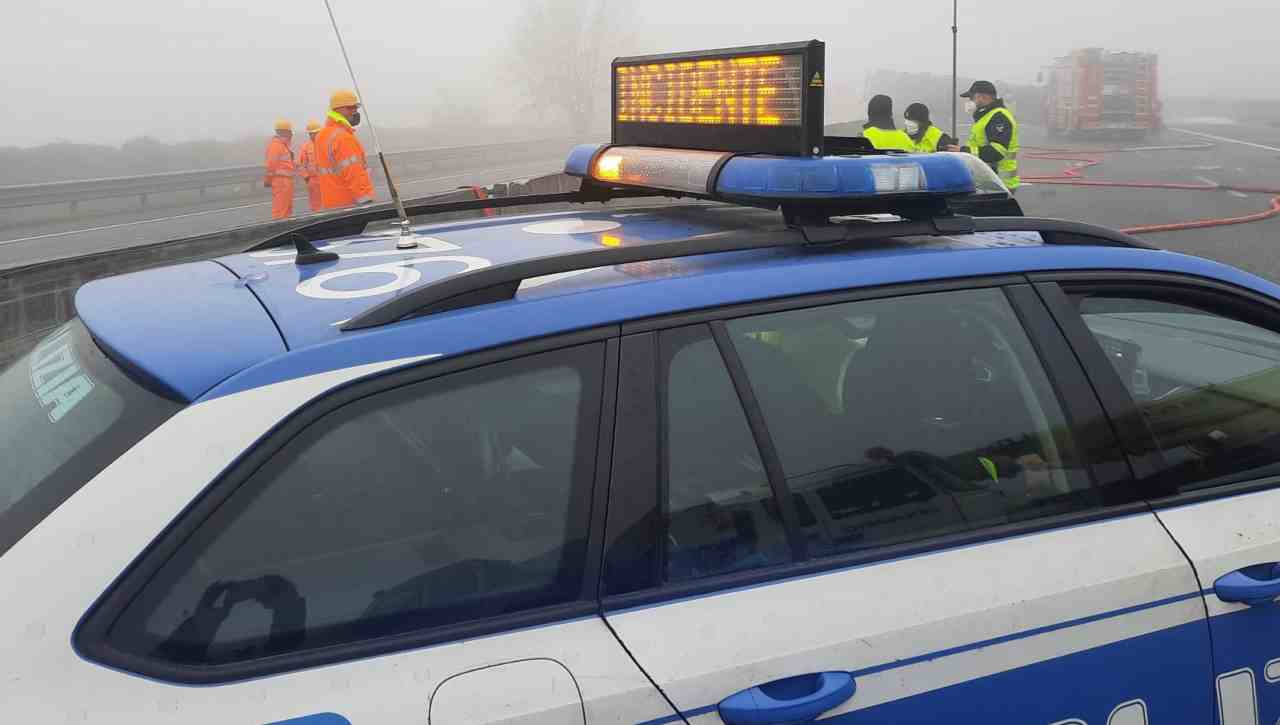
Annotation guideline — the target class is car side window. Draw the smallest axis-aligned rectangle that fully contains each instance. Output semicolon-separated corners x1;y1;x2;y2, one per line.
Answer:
661;325;791;582
1075;292;1280;492
724;288;1096;559
103;345;603;667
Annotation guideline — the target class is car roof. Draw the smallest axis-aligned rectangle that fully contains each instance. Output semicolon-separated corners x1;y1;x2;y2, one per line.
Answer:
74;201;1280;403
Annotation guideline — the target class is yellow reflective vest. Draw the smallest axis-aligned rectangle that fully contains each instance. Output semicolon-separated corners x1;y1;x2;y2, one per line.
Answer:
862;126;916;152
912;125;945;153
967;107;1020;189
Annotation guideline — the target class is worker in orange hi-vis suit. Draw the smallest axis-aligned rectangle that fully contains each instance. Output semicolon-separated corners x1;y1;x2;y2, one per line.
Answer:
297;119;323;212
264;119;296;219
315;89;375;210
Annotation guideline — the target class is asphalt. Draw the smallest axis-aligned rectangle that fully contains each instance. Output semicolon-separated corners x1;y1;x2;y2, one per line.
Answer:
3;122;1279;280
1014;122;1280;282
0;157;563;270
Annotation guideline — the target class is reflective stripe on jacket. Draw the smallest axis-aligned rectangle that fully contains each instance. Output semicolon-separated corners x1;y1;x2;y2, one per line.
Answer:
263;137;295;182
315;112;375;209
967;106;1020;189
298;140;318;181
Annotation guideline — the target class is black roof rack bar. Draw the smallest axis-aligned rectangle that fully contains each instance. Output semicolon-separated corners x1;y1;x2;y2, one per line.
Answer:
979;216;1154;249
245;184;676;253
339;216;963;331
340;215;1150;332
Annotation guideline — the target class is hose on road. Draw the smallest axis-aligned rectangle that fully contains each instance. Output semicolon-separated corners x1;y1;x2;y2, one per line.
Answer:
1020;143;1280;234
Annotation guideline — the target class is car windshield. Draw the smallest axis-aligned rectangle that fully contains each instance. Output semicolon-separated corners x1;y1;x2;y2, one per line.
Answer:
0;320;183;556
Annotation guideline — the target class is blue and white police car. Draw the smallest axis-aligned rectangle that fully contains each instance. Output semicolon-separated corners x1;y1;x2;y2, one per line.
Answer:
4;41;1280;725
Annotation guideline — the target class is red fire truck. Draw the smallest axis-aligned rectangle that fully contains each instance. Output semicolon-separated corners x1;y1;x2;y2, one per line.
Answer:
1042;48;1161;137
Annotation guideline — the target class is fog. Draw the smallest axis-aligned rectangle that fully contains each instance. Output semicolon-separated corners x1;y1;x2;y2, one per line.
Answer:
6;0;1280;149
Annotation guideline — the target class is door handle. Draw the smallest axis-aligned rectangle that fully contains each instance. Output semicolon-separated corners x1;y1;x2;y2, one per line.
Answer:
719;671;855;725
1214;563;1280;605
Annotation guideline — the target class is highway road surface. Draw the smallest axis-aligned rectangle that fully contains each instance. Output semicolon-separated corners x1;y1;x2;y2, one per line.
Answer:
1017;121;1280;281
0;156;567;270
2;122;1278;280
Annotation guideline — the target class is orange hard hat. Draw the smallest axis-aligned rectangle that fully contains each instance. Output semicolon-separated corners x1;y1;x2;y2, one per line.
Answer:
306;119;322;133
329;89;359;110
274;119;293;132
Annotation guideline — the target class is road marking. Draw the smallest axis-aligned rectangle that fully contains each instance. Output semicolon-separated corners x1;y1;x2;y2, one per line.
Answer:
1170;127;1280;153
0;199;271;246
0;160;563;248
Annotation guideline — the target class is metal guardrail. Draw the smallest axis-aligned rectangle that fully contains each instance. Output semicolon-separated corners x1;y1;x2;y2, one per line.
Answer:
0;172;586;369
0;137;581;211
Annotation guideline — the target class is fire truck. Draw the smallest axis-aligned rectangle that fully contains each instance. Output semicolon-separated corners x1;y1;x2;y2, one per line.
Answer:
1042;48;1161;137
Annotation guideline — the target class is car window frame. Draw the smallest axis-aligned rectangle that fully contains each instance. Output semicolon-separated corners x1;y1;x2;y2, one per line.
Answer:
1031;270;1280;507
602;276;1146;613
74;326;619;685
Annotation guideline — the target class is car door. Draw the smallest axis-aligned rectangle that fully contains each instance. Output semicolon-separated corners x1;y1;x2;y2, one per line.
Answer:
26;337;678;724
1037;274;1280;725
601;282;1214;725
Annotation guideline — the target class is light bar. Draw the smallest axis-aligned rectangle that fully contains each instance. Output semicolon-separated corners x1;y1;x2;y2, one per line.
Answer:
565;144;979;200
714;154;974;199
612;41;825;156
940;152;1011;194
575;145;730;195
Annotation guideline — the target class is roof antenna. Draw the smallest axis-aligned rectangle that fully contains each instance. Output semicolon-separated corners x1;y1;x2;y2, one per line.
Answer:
290;233;340;265
322;0;418;250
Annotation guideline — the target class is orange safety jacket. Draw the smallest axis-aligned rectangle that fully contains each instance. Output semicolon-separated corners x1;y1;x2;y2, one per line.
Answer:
315;112;375;209
263;136;295;183
298;139;318;182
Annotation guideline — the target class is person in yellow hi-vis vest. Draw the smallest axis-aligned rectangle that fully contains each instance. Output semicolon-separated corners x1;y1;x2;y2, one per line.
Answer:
947;80;1020;191
860;95;915;152
903;103;957;153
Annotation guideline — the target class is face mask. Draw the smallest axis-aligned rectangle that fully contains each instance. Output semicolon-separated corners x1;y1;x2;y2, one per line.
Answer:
904;120;921;135
964;100;978;115
349;110;362;127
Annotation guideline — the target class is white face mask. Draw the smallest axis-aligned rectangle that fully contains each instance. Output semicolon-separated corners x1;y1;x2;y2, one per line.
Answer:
964;100;978;115
904;120;921;135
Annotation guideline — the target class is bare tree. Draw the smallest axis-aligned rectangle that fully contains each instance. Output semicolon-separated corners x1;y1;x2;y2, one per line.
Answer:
509;0;629;138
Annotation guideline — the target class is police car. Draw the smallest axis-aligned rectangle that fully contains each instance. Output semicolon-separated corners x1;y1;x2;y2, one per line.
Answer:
5;41;1280;725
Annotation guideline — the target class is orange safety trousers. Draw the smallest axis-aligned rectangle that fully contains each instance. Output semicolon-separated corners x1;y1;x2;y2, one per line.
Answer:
298;140;323;212
315;114;375;210
264;136;296;220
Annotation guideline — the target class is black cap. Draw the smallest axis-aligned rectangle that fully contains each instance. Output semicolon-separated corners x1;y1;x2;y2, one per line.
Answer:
904;103;930;122
867;94;893;118
961;80;998;98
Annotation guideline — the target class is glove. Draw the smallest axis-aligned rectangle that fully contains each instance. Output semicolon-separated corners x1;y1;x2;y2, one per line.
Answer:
263;179;272;189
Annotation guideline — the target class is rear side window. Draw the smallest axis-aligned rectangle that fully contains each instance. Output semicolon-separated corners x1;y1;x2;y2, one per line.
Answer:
725;288;1096;558
1075;293;1280;492
101;344;603;668
0;319;181;556
661;325;790;583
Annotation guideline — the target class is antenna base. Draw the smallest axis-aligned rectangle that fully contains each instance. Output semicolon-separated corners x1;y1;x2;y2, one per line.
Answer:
394;221;418;249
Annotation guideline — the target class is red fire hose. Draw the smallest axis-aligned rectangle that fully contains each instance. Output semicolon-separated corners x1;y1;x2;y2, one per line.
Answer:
1020;144;1280;234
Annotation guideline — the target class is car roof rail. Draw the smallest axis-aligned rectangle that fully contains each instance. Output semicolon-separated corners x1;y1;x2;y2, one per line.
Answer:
339;215;1151;332
245;183;675;253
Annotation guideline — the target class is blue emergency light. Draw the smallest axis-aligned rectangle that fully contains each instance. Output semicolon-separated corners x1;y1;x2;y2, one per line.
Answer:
565;143;1002;201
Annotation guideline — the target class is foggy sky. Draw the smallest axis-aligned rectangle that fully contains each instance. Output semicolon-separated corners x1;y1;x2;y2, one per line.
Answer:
7;0;1279;148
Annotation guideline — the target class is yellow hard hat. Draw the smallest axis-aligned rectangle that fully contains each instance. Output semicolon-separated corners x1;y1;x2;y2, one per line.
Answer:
329;89;360;110
274;119;293;132
306;119;322;133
